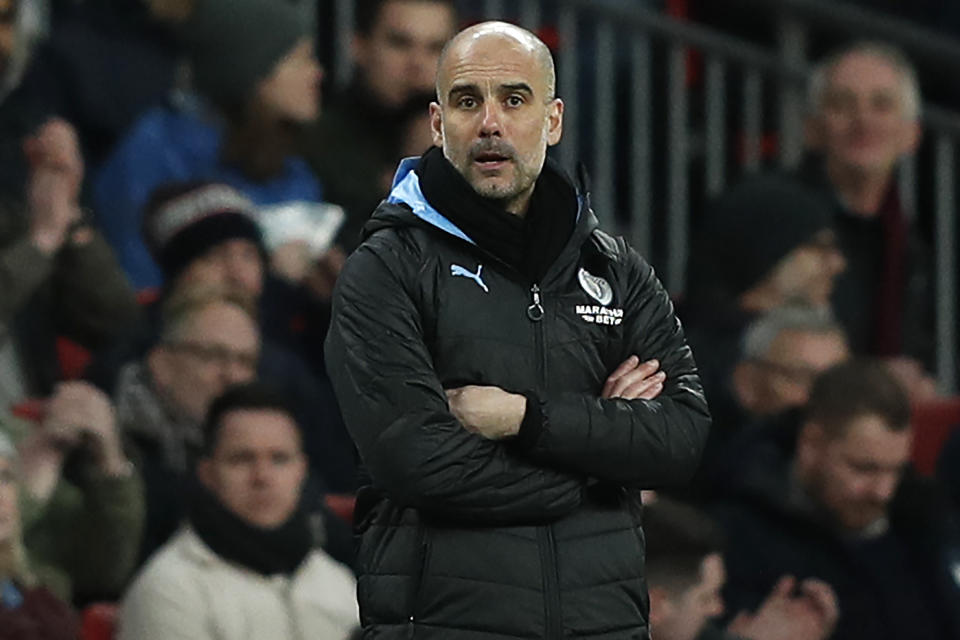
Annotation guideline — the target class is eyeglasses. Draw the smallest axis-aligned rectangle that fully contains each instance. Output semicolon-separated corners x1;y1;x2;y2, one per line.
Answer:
164;341;258;371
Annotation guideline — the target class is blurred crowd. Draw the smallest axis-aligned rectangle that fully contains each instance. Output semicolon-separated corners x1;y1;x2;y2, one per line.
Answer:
0;0;958;639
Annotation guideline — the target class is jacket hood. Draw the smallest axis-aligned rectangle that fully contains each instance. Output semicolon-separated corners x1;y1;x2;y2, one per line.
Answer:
363;156;599;250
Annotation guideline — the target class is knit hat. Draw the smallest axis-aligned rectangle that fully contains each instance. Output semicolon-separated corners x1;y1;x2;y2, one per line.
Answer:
688;175;835;300
143;182;266;283
177;0;315;110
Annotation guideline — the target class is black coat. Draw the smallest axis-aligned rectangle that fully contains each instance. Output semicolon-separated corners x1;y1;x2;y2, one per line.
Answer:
325;162;711;639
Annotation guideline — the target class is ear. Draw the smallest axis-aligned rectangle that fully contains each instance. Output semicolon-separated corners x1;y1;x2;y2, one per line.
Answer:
900;120;922;156
429;101;444;148
647;586;673;627
796;420;827;468
546;98;564;147
196;458;215;492
732;361;759;412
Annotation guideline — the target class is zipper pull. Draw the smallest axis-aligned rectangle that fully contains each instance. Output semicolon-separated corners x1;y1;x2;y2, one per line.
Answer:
527;284;544;321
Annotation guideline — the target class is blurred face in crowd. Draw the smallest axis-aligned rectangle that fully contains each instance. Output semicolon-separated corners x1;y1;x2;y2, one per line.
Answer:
149;301;260;424
431;23;564;215
807;51;920;179
355;0;456;108
763;230;846;308
736;328;850;416
797;413;911;533
198;408;307;529
257;38;323;124
0;455;18;547
176;239;264;307
649;553;726;640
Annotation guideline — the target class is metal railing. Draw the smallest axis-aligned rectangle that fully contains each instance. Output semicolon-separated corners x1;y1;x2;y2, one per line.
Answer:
330;0;960;391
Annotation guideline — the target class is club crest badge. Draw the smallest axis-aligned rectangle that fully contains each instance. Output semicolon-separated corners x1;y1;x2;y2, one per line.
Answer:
578;268;613;306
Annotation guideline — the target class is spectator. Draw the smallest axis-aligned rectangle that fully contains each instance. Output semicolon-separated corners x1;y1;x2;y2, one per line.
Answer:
301;0;457;252
0;430;79;640
802;43;930;365
644;499;837;640
688;305;849;501
0;0;195;199
683;175;844;430
711;360;960;640
118;382;358;640
113;287;259;558
93;0;323;290
89;181;356;494
0;117;140;407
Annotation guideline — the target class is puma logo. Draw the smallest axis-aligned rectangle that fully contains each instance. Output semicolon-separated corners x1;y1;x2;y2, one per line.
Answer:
450;263;489;293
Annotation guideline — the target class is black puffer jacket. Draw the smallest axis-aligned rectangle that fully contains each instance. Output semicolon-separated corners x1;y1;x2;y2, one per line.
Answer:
325;160;711;639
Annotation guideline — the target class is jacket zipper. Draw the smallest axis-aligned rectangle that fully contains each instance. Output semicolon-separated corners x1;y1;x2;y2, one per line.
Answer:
407;527;432;639
529;284;560;639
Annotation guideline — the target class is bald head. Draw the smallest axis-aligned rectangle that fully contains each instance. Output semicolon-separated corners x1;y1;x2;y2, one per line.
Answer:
437;21;556;100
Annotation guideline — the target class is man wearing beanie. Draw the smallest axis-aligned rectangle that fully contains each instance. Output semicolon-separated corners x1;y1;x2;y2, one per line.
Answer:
118;382;358;640
93;0;325;291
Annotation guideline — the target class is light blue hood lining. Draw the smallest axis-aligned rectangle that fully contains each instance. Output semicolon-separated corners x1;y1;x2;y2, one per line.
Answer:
387;157;476;245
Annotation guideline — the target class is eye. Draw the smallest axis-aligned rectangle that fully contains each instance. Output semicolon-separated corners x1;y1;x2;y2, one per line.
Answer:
506;94;525;107
457;96;478;109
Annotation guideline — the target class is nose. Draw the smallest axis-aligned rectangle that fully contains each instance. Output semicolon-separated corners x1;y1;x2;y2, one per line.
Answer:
480;101;502;137
869;472;899;503
251;458;273;487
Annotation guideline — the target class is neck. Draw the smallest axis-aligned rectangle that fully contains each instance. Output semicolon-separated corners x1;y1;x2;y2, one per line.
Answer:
826;157;894;218
503;189;534;218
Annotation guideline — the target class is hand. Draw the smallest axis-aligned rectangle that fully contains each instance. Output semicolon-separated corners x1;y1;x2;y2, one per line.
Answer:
601;356;665;400
728;575;838;640
42;381;128;476
883;357;938;402
446;385;526;440
304;245;347;301
25;119;84;253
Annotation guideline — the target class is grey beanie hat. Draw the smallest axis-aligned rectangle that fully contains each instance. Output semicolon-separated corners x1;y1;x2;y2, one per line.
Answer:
179;0;316;110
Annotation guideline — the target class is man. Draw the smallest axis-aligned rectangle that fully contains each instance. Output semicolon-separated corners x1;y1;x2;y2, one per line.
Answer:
644;499;837;640
803;42;929;364
302;0;457;251
326;22;711;639
118;382;358;640
688;305;849;501
114;288;260;558
712;360;960;640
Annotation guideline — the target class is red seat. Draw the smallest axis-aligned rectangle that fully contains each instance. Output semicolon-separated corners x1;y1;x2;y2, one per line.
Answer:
324;493;357;524
910;397;960;476
80;603;119;640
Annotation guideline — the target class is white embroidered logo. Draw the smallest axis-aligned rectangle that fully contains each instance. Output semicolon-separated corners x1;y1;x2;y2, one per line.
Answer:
451;263;489;293
578;268;613;306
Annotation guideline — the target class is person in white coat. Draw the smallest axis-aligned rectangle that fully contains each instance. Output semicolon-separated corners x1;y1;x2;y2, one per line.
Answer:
118;382;358;640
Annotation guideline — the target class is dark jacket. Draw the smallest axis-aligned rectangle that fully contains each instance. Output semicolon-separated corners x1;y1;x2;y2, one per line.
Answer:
710;418;960;640
325;159;711;639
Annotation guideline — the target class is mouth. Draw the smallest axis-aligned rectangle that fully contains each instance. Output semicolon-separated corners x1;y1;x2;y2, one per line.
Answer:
472;151;512;171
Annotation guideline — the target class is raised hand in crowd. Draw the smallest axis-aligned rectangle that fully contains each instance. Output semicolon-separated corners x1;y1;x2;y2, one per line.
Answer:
727;575;839;640
24;118;85;255
18;381;131;504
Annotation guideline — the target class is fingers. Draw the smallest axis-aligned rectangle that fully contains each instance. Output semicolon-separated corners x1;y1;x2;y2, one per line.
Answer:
770;575;796;599
798;579;839;627
602;357;664;399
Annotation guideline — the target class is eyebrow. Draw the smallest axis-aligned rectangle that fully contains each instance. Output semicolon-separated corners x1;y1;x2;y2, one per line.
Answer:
447;82;536;102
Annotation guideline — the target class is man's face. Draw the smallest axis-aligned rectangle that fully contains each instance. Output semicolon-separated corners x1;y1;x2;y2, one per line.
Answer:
651;554;726;640
766;230;846;308
0;456;18;546
744;329;849;416
149;302;260;424
808;52;920;178
800;414;912;532
198;408;307;529
177;239;264;307
431;29;563;214
354;0;455;108
257;38;323;124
